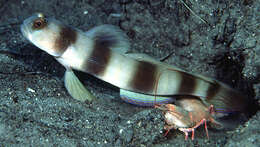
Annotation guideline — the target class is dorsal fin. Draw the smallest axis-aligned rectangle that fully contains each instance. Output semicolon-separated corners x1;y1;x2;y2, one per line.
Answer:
85;24;130;54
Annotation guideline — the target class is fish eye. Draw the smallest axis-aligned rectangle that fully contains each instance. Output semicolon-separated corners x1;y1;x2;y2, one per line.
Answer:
33;17;47;29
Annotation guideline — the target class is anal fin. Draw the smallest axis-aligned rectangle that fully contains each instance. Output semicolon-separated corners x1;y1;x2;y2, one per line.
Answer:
120;89;174;107
64;69;96;102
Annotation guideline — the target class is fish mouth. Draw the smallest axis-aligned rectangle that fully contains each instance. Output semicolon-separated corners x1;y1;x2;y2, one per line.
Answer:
20;14;38;41
20;21;33;42
20;23;27;38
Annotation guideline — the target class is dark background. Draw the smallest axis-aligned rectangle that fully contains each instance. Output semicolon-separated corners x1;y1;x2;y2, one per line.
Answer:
0;0;259;146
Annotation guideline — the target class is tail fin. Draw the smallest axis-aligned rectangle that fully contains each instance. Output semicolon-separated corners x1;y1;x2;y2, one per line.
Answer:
203;81;246;115
171;69;247;114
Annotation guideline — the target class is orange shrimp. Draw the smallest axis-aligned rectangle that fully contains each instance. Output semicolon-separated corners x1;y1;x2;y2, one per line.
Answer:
154;69;222;140
156;98;221;140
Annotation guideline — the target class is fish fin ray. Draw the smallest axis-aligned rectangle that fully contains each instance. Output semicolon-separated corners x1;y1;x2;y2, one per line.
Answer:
64;69;96;102
120;89;174;106
86;24;130;54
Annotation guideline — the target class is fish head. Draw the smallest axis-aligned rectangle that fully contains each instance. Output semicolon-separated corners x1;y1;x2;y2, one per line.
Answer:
21;13;68;57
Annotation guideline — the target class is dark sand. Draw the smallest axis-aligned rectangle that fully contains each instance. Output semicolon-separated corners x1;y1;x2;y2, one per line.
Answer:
0;0;259;146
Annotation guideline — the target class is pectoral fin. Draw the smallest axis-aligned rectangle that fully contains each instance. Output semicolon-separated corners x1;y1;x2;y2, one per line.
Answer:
64;69;96;102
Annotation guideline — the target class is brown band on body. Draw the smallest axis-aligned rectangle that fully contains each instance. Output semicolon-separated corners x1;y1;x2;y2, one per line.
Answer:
130;61;158;93
205;81;221;100
82;40;112;76
177;71;197;94
82;30;123;76
54;26;77;55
